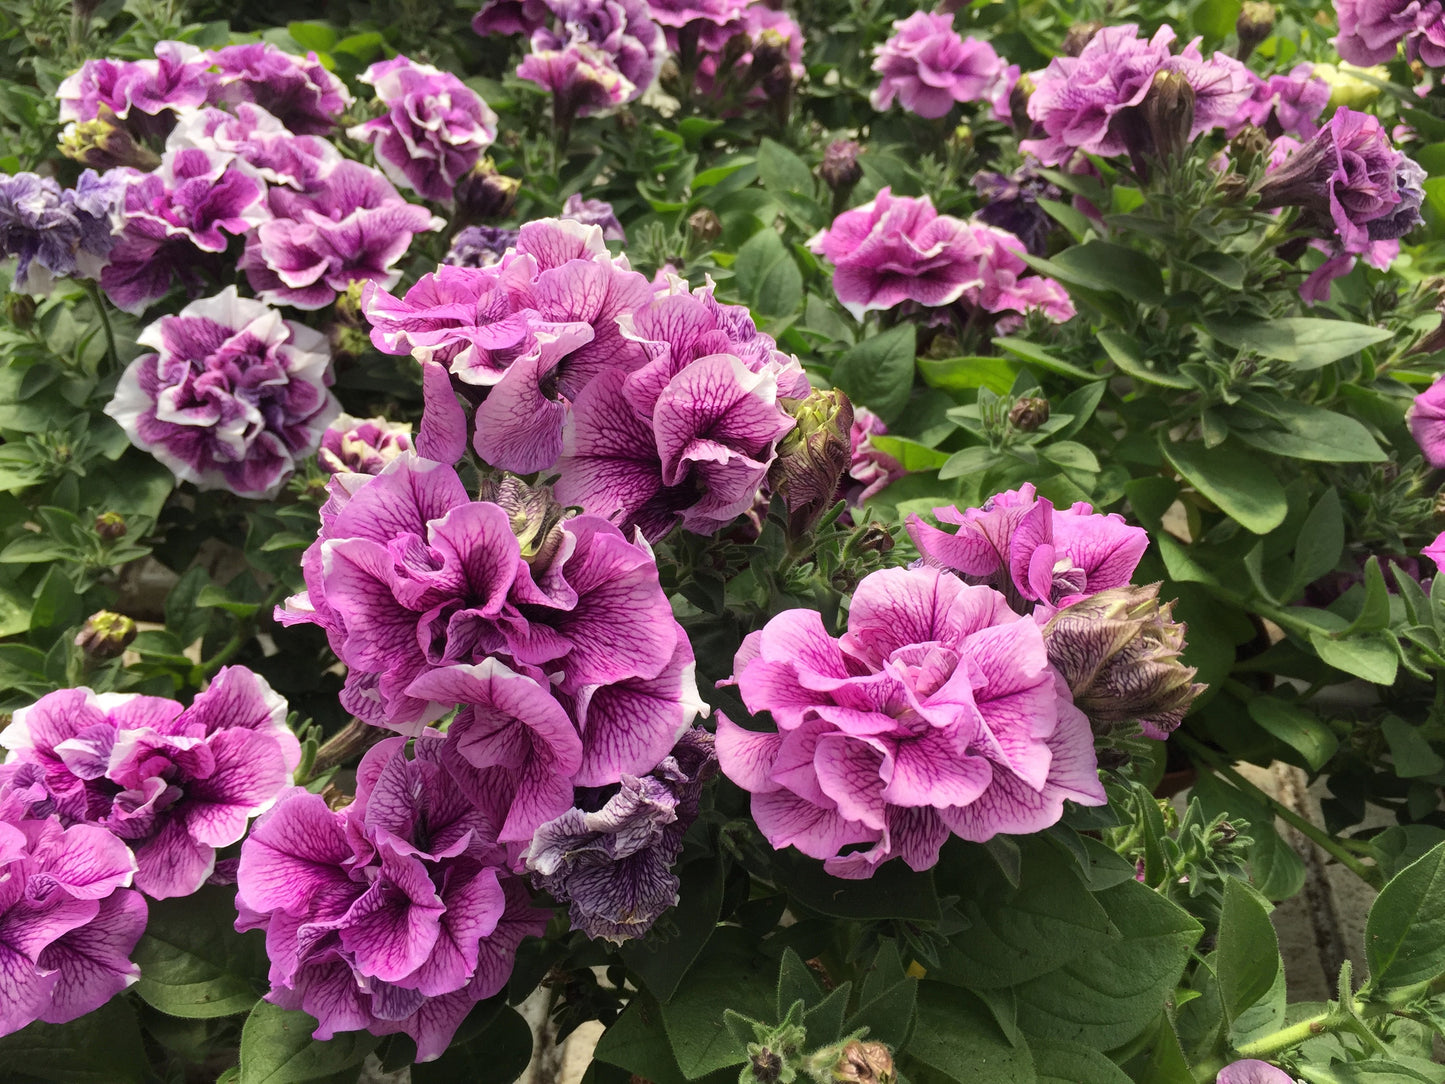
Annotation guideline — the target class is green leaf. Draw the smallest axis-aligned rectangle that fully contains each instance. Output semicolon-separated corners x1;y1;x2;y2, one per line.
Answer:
659;929;773;1079
1340;558;1392;635
1291;489;1344;597
1185;251;1246;290
1097;330;1193;388
917;355;1017;394
1308;630;1399;685
1381;716;1445;779
938;445;1000;482
1247;697;1338;771
0;998;147;1084
775;949;823;1018
1160;437;1288;534
1203;316;1394;367
1366;842;1445;991
411;1006;533;1084
286;21;337;51
0;533;69;564
993;337;1098;381
593;994;689;1084
1013;879;1201;1050
1030;242;1164;304
1190;772;1305;901
1030;1040;1131;1084
734;229;803;318
866;435;950;471
133;884;268;1018
903;984;1035;1084
1216;879;1285;1041
756;138;814;195
846;942;917;1050
621;859;724;1003
773;847;940;921
238;1002;378;1084
831;325;917;426
1235;402;1387;463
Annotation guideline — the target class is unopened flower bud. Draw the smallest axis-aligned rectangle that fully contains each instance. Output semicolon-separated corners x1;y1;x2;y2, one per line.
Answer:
57;109;160;171
688;208;722;243
750;29;790;79
950;124;974;154
476;474;570;569
720;32;752;72
1007;73;1035;130
1008;396;1050;432
5;292;36;328
455;157;521;221
1062;21;1104;56
1235;2;1275;60
769;389;855;534
74;611;137;660
1142;69;1196;164
748;1048;785;1084
819;140;863;193
94;511;127;540
832;1041;895;1084
329;322;372;360
1043;583;1205;739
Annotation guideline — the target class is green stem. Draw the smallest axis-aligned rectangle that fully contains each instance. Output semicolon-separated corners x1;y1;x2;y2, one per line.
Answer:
195;582;288;680
83;279;118;371
1174;733;1381;887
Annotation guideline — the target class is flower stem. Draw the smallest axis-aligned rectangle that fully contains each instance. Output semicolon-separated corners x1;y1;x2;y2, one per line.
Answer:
83;279;118;371
1173;733;1381;887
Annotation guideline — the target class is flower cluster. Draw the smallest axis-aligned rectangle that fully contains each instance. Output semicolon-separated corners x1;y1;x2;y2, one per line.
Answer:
809;188;1074;325
0;170;124;293
716;565;1109;878
277;457;706;839
0;667;302;900
105;287;340;498
58;41;215;141
871;11;1010;120
236;734;546;1059
1022;24;1254;166
348;58;500;204
166;103;342;191
1336;0;1445;66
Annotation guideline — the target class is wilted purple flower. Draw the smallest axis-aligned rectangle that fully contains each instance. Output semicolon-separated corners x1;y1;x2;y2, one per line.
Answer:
556;275;809;540
0;813;145;1037
973;166;1062;256
206;42;353;135
0;170;123;292
348;57;499;203
820;140;863;193
561;193;626;240
524;729;715;941
1409;376;1445;467
445;225;521;267
1216;1061;1296;1084
1225;64;1330;138
716;566;1107;878
843;406;905;506
99;147;269;313
455;158;522;220
363;218;652;473
871;12;1007;119
318;414;414;475
166;103;342;190
0;668;301;899
236;734;547;1061
57;41;214;140
105;287;339;497
907;483;1149;615
1022;24;1254;166
1257;107;1426;255
239;159;445;310
275;454;701;784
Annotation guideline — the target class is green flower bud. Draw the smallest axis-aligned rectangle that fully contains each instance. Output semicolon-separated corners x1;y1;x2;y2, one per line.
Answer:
768;389;855;534
5;292;37;329
1235;2;1275;60
476;474;569;569
1043;584;1205;739
58;108;160;171
74;611;137;660
1141;69;1196;165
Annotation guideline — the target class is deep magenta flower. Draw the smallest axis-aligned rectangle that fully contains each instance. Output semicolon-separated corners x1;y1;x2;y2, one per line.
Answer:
1257;108;1426;255
555;275;809;540
907;483;1149;614
99;147;269;313
696;5;806;105
1216;1061;1296;1084
206;42;353;135
1422;530;1445;568
348;57;499;203
518;43;638;117
166;103;342;190
239;159;445;310
1225;65;1330;138
0;668;301;900
647;0;749;32
105;287;339;498
523;728;715;942
529;0;664;106
318;414;414;475
0;813;144;1037
57;41;214;139
1409;376;1445;467
871;12;1007;119
716;566;1106;878
235;734;546;1061
843;407;905;506
0;170;123;293
1336;0;1445;65
474;0;553;36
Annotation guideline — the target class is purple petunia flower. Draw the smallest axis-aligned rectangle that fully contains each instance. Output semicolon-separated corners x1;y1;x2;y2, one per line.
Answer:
695;5;806;106
57;41;214;141
275;455;703;786
99;147;269;314
105;287;340;498
1022;24;1254;166
518;43;639;119
523;728;715;942
972;166;1062;257
531;0;664;106
166;103;342;190
445;225;522;267
348;57;499;204
0;668;301;900
871;12;1008;119
1216;1061;1296;1084
561;193;626;240
0;170;124;293
363;218;652;473
473;0;554;36
239;159;445;310
235;733;547;1061
1336;0;1445;65
1225;64;1330;139
1422;530;1445;568
318;414;414;475
206;42;354;135
1257;107;1426;255
1409;376;1445;467
0;810;145;1037
843;407;906;506
555;273;810;540
716;566;1107;878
